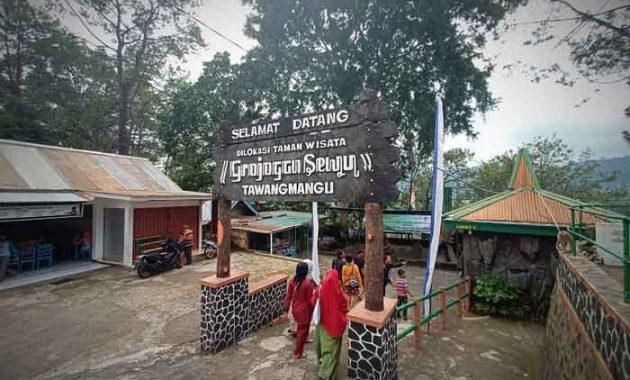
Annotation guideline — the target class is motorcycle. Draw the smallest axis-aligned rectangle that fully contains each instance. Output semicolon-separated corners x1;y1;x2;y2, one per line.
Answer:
202;238;217;259
136;239;182;278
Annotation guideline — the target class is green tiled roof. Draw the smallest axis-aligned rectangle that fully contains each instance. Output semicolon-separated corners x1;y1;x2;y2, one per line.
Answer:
383;213;430;234
256;212;312;230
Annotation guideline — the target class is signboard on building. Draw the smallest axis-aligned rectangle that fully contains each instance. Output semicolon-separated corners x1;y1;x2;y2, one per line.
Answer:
0;203;83;222
213;91;400;203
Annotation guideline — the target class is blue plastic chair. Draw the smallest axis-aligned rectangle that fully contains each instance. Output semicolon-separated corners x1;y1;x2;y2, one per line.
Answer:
36;244;54;269
7;243;20;272
19;246;37;272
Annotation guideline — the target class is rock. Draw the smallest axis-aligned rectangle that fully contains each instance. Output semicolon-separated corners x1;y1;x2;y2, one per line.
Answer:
480;350;502;362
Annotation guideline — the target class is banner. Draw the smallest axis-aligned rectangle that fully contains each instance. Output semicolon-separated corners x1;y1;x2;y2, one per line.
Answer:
422;97;445;317
311;201;321;283
311;201;322;324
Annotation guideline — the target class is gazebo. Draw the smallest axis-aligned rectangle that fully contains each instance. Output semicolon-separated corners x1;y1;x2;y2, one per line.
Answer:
443;148;618;290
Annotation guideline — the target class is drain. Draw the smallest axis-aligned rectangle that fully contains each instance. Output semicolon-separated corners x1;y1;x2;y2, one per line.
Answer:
50;278;75;285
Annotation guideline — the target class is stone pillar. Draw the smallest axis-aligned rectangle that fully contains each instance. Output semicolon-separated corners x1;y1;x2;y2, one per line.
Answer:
200;270;249;354
347;298;398;380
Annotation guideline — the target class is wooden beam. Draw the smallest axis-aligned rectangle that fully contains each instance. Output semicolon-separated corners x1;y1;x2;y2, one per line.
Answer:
216;199;231;278
364;202;384;311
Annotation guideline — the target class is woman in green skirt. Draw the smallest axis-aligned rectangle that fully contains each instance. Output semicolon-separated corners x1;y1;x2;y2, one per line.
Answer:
313;269;348;380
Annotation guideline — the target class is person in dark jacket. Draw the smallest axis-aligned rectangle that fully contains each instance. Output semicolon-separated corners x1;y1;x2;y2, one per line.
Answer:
331;250;345;279
383;254;395;295
283;262;316;359
354;249;365;281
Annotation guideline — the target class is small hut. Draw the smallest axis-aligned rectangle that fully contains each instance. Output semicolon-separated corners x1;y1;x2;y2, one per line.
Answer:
443;148;618;291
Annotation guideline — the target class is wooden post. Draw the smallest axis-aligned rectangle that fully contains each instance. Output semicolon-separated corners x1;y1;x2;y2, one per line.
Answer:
413;299;421;349
465;276;472;312
455;281;462;317
439;287;446;331
216;199;231;278
364;202;384;312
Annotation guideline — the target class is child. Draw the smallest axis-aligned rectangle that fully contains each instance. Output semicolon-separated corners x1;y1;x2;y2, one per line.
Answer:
283;262;315;359
395;269;411;320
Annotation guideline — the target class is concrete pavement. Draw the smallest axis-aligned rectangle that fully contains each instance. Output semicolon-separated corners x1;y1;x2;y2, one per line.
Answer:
0;252;544;380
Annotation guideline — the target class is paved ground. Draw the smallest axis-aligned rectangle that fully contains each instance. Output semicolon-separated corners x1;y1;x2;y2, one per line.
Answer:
0;252;544;380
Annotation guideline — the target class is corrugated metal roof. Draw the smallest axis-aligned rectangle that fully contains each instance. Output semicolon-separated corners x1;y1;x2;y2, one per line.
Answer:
0;139;207;200
444;148;621;228
383;214;430;234
460;189;603;225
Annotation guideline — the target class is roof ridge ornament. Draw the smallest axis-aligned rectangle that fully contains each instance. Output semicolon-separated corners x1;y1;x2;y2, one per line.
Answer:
508;148;541;190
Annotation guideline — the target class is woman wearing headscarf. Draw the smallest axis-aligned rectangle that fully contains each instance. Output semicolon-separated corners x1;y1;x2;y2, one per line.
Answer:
283;261;316;359
313;269;348;380
288;259;316;336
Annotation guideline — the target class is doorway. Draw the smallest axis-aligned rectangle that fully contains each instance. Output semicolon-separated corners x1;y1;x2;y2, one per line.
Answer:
103;208;125;263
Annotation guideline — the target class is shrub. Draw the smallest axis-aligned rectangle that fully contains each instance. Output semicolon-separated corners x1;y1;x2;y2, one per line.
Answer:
528;284;551;323
473;272;523;317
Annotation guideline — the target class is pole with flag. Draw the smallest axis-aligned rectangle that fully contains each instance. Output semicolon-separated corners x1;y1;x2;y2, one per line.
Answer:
422;96;445;318
311;202;321;283
311;201;322;323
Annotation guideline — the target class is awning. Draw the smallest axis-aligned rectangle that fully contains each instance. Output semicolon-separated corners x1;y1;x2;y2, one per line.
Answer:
232;212;314;234
0;190;93;204
0;191;91;222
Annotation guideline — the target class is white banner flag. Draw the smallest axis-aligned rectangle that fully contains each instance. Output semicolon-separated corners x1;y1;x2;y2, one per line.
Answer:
422;97;445;318
311;202;321;283
311;202;322;324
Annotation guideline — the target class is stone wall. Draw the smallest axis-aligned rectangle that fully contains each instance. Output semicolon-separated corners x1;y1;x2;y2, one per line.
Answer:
200;273;249;354
248;274;288;334
544;282;613;380
200;272;288;354
544;254;630;380
462;232;556;292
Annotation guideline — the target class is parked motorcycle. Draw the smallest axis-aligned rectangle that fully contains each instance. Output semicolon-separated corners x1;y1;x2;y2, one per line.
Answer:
202;238;217;259
136;239;182;278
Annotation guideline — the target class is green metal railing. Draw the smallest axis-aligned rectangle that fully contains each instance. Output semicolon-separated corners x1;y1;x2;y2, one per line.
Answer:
569;205;630;303
396;277;472;343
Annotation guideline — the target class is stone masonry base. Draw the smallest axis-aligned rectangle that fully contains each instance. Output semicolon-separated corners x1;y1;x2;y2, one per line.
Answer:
347;299;398;380
200;271;288;354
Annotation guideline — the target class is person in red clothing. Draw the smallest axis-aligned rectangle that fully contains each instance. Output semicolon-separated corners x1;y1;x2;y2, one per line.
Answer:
313;269;348;380
283;261;316;359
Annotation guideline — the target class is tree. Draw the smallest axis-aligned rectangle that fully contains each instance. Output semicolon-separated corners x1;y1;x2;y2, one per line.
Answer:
523;1;630;139
0;0;117;149
401;148;475;210
58;0;204;155
158;53;262;191
243;0;526;202
469;135;626;203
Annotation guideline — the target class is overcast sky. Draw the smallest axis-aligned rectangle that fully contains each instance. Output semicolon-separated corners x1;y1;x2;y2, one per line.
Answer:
59;0;630;161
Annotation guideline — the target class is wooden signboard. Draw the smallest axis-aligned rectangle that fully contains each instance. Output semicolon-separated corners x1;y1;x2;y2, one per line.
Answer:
213;90;400;203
